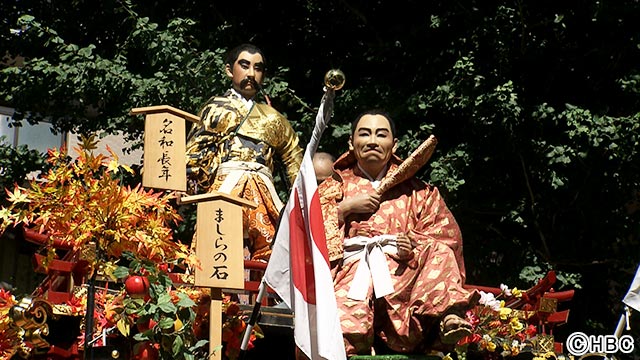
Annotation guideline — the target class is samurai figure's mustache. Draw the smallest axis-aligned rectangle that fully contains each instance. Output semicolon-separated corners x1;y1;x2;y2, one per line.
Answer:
240;78;261;91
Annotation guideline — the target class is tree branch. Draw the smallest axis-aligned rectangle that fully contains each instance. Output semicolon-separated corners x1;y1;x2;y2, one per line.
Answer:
519;153;551;261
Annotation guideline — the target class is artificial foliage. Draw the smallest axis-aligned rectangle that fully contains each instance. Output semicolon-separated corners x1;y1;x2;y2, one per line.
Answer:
0;134;198;273
0;135;206;359
455;286;535;358
112;252;208;360
220;298;263;360
0;289;19;360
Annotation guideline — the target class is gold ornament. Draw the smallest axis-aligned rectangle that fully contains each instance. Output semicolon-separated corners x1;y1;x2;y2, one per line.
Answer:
324;69;346;90
10;297;53;357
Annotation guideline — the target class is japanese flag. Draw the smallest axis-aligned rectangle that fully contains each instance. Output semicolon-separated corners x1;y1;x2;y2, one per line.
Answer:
264;90;346;360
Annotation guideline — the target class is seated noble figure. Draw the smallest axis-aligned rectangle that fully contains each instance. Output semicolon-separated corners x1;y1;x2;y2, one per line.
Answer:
319;110;479;355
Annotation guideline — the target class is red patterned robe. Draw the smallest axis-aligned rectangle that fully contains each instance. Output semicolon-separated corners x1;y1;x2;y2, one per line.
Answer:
319;152;479;355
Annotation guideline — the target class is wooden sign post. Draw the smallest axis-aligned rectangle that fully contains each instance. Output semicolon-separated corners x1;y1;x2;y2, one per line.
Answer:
133;104;257;360
130;105;200;191
179;192;257;360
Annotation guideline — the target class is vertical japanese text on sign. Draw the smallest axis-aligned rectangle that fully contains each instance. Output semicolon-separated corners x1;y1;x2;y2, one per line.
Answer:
211;207;229;280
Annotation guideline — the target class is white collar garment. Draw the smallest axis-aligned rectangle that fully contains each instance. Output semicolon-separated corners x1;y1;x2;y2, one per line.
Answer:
230;88;254;111
357;163;388;189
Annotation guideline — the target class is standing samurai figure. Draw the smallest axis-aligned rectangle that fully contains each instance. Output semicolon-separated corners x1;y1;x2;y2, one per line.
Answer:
185;44;303;261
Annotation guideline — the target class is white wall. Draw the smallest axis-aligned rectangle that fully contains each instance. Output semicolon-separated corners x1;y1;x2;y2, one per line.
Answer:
66;133;143;167
0;106;143;166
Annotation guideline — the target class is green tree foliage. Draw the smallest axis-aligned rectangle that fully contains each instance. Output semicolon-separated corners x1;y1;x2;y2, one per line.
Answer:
0;139;46;197
2;0;640;342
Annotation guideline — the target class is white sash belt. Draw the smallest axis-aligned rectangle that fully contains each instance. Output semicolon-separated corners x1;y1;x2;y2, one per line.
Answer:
217;161;283;209
343;235;397;301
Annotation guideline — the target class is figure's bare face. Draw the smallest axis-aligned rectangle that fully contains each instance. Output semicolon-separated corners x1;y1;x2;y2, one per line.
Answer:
349;114;397;178
225;51;265;99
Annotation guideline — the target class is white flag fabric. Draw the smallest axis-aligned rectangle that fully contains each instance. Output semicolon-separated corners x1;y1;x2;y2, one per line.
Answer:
623;264;640;313
264;89;346;360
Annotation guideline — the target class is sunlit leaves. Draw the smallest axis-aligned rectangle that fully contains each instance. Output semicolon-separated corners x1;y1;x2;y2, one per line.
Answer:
114;251;206;359
0;134;197;271
5;186;29;204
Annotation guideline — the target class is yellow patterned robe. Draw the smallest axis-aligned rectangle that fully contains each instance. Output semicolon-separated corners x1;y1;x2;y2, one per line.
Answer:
186;91;303;261
319;151;479;355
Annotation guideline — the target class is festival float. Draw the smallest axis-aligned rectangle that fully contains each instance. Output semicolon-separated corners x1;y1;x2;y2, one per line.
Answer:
0;72;575;360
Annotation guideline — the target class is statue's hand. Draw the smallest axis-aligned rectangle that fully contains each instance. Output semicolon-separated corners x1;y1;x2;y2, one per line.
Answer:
339;193;380;220
395;233;414;261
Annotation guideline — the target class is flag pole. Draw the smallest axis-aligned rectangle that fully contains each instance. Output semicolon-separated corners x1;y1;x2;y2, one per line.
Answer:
238;70;344;359
238;279;268;358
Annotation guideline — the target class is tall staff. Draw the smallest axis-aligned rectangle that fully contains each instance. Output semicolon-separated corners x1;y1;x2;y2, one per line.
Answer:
239;69;346;360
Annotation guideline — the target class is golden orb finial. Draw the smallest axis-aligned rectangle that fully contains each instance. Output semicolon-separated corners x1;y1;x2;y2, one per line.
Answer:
324;69;345;90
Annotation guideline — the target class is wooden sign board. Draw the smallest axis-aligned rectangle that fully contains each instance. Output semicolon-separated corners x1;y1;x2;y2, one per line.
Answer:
180;192;257;360
194;199;244;289
130;105;200;192
180;192;257;290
